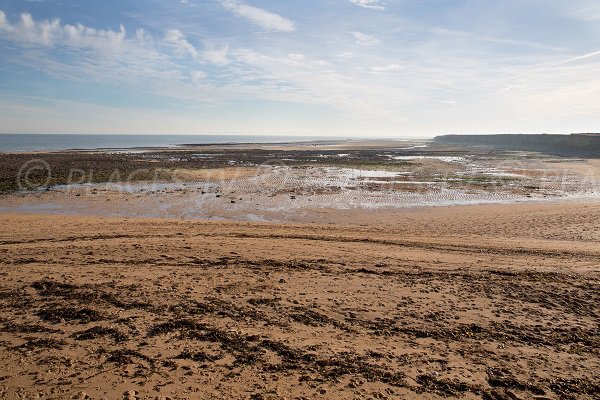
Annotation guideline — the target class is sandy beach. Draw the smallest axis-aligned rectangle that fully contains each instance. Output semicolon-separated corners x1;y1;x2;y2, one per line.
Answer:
1;200;599;399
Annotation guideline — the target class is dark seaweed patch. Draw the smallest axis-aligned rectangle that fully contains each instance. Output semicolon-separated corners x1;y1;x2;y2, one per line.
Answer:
416;374;482;396
486;368;546;395
174;350;223;363
15;338;65;351
72;326;128;342
37;305;104;324
0;321;61;334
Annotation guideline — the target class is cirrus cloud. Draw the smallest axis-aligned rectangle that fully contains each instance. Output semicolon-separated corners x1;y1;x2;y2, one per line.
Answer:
351;31;380;46
350;0;386;11
220;0;295;32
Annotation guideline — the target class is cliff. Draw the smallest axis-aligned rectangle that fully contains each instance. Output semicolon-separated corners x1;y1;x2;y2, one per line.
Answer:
433;134;600;157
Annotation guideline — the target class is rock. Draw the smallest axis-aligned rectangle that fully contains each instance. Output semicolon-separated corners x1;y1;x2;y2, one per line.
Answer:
506;390;523;400
123;390;140;400
347;378;365;388
486;389;511;400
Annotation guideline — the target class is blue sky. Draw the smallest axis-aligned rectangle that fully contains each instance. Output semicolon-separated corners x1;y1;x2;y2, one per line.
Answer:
0;0;599;136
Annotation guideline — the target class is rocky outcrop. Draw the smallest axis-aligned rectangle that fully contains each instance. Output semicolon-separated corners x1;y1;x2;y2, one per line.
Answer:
434;134;600;157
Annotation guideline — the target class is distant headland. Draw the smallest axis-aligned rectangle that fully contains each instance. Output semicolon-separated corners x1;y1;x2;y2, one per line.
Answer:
434;133;600;157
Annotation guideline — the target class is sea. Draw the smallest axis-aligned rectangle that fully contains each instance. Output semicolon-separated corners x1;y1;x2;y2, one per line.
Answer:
0;134;341;152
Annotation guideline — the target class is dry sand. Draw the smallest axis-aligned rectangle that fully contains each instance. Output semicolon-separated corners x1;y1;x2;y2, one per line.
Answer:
0;201;598;399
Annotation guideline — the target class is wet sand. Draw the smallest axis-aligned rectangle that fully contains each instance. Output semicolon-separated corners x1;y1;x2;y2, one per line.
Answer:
1;157;598;222
1;201;599;399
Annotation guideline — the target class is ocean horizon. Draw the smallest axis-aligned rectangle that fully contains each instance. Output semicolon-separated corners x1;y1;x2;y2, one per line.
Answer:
0;133;349;152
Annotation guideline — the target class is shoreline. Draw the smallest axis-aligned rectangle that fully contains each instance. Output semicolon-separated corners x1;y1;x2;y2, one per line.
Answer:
0;136;419;154
2;199;599;238
1;194;599;224
1;140;597;221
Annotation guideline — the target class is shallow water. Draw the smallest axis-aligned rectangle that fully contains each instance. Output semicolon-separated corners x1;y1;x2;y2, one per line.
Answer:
0;134;342;152
6;161;598;221
391;155;466;162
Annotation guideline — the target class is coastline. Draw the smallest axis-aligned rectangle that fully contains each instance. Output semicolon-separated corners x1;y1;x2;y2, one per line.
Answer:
1;193;599;225
1;138;598;219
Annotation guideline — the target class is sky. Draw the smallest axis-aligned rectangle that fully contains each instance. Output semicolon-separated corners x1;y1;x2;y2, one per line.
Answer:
0;0;599;137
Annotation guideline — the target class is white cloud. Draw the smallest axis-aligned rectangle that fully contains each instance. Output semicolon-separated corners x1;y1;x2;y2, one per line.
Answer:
230;49;411;119
288;53;305;61
350;31;380;46
191;70;207;83
164;29;229;65
566;1;600;21
220;0;295;32
202;43;229;65
335;51;354;60
165;28;198;59
370;64;403;73
135;27;152;43
0;10;232;97
0;11;128;52
552;50;600;66
0;11;229;67
431;28;566;52
350;0;385;11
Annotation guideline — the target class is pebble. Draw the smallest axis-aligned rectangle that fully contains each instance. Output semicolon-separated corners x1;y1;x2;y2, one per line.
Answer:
123;390;140;400
506;390;523;400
